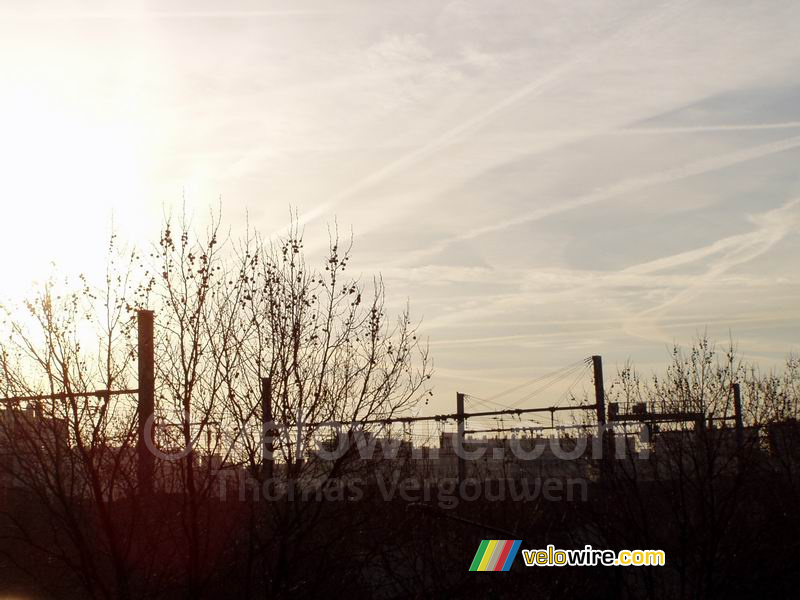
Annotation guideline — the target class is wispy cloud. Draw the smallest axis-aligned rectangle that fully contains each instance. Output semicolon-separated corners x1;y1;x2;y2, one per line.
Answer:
291;1;693;229
3;0;799;403
388;134;800;268
623;197;800;342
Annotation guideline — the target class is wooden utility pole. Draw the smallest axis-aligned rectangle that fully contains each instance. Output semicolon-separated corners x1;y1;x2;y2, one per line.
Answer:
137;309;155;495
592;355;611;471
592;355;606;426
262;376;274;480
456;392;466;482
732;383;744;450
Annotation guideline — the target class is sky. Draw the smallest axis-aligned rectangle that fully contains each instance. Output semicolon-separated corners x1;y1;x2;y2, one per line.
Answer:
1;0;799;416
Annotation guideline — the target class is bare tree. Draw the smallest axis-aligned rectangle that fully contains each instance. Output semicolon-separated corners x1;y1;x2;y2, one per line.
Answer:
0;242;154;599
0;213;432;599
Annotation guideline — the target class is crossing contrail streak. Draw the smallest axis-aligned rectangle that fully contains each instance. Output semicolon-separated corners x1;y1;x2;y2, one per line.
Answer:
286;1;689;234
397;134;800;265
0;9;334;20
535;121;800;138
618;121;800;134
622;197;800;342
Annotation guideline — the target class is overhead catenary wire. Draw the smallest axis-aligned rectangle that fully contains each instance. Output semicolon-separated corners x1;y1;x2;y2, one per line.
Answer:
463;358;591;412
483;358;590;404
549;361;594;410
456;358;594;436
510;360;591;408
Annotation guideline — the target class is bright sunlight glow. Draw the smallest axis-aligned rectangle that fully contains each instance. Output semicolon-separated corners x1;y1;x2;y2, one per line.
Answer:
0;85;147;296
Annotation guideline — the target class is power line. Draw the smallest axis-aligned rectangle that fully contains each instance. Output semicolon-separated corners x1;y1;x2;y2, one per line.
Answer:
0;388;139;404
481;358;590;404
509;360;591;408
464;358;592;411
302;402;598;428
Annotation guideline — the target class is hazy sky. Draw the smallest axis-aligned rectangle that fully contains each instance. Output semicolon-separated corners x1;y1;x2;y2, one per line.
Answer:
1;1;799;414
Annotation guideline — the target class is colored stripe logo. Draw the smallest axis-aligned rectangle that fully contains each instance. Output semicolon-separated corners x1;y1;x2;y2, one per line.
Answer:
469;540;522;571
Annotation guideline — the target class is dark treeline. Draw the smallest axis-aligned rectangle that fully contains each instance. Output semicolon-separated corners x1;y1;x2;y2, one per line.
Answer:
0;216;798;599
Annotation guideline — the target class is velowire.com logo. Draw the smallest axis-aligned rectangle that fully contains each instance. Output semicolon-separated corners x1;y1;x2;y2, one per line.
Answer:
469;540;522;571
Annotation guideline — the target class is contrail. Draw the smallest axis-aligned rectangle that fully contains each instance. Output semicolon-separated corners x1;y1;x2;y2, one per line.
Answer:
621;199;798;276
534;121;800;138
0;9;334;20
622;197;800;342
618;121;800;134
397;134;800;265
287;1;690;233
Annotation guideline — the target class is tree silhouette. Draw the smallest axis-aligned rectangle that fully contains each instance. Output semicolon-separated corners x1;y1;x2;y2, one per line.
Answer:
0;212;431;599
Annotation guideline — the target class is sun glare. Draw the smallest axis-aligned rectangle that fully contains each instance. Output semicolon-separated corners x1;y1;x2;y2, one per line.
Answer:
0;86;146;298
